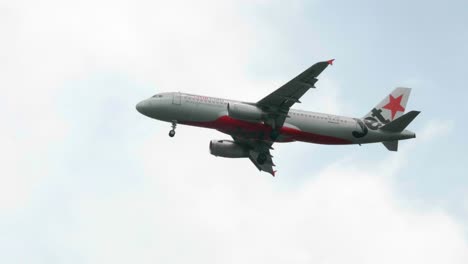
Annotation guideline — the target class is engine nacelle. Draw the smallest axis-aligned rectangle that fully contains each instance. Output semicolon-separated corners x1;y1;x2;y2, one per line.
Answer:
209;140;249;158
227;103;264;122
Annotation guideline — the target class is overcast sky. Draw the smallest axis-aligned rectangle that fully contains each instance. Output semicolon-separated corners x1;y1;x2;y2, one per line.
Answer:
1;0;467;263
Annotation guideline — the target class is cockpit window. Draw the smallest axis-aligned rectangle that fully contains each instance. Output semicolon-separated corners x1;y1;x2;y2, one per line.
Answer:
152;94;163;98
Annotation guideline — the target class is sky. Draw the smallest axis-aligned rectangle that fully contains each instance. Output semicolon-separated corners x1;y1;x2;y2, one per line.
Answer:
1;0;467;263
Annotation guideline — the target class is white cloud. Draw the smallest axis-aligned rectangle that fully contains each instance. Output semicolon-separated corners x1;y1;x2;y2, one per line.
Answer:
417;119;454;142
0;1;467;263
0;0;255;211
373;118;454;178
61;132;468;263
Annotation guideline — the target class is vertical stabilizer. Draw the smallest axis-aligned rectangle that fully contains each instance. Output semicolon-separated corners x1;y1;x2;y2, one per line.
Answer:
363;87;411;124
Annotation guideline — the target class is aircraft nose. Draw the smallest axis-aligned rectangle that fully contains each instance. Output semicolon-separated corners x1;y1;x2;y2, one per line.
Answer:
136;100;150;115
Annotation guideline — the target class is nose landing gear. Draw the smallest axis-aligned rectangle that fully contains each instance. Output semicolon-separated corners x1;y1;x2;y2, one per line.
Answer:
169;120;177;137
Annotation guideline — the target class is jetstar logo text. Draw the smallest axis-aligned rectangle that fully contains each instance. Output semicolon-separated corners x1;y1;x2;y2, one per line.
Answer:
352;108;392;138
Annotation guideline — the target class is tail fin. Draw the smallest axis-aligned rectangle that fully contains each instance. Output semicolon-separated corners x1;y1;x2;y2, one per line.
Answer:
363;87;412;124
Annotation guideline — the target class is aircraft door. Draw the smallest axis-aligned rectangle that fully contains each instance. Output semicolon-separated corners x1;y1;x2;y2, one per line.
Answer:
172;92;181;105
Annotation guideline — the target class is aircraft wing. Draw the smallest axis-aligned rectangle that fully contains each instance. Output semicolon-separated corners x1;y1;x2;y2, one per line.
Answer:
256;59;334;128
233;137;276;176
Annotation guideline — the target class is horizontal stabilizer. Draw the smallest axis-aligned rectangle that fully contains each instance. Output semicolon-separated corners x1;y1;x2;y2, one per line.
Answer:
382;141;398;151
380;111;420;132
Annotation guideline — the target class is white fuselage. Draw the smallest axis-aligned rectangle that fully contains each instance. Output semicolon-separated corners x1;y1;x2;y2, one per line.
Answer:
136;92;416;145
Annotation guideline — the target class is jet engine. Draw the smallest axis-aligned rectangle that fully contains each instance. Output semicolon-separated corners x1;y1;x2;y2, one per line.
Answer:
227;103;264;122
209;140;249;158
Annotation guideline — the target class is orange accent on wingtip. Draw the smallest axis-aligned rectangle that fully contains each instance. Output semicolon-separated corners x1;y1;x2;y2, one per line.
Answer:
272;171;277;177
327;59;335;65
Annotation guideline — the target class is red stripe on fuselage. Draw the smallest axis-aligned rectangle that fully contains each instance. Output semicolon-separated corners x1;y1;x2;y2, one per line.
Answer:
181;115;352;145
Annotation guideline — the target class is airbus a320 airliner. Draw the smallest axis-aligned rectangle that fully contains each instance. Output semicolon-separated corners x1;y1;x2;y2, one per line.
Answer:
136;60;420;176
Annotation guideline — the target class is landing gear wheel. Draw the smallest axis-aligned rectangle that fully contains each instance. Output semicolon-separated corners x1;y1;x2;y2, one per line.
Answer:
169;130;175;137
257;153;267;165
169;120;177;137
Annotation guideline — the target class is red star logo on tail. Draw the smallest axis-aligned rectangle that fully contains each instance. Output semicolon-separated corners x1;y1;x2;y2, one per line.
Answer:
382;94;405;120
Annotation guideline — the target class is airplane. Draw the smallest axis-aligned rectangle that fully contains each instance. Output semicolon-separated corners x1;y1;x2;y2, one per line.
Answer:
136;59;420;176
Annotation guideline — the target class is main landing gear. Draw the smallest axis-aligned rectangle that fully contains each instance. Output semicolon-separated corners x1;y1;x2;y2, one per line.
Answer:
169;120;177;137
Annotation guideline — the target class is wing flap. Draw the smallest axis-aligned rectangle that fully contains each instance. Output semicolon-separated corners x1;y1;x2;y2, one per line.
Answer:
248;151;276;176
233;136;276;176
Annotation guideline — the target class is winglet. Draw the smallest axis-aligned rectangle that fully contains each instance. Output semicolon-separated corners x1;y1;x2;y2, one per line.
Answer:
272;170;277;177
327;59;335;65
